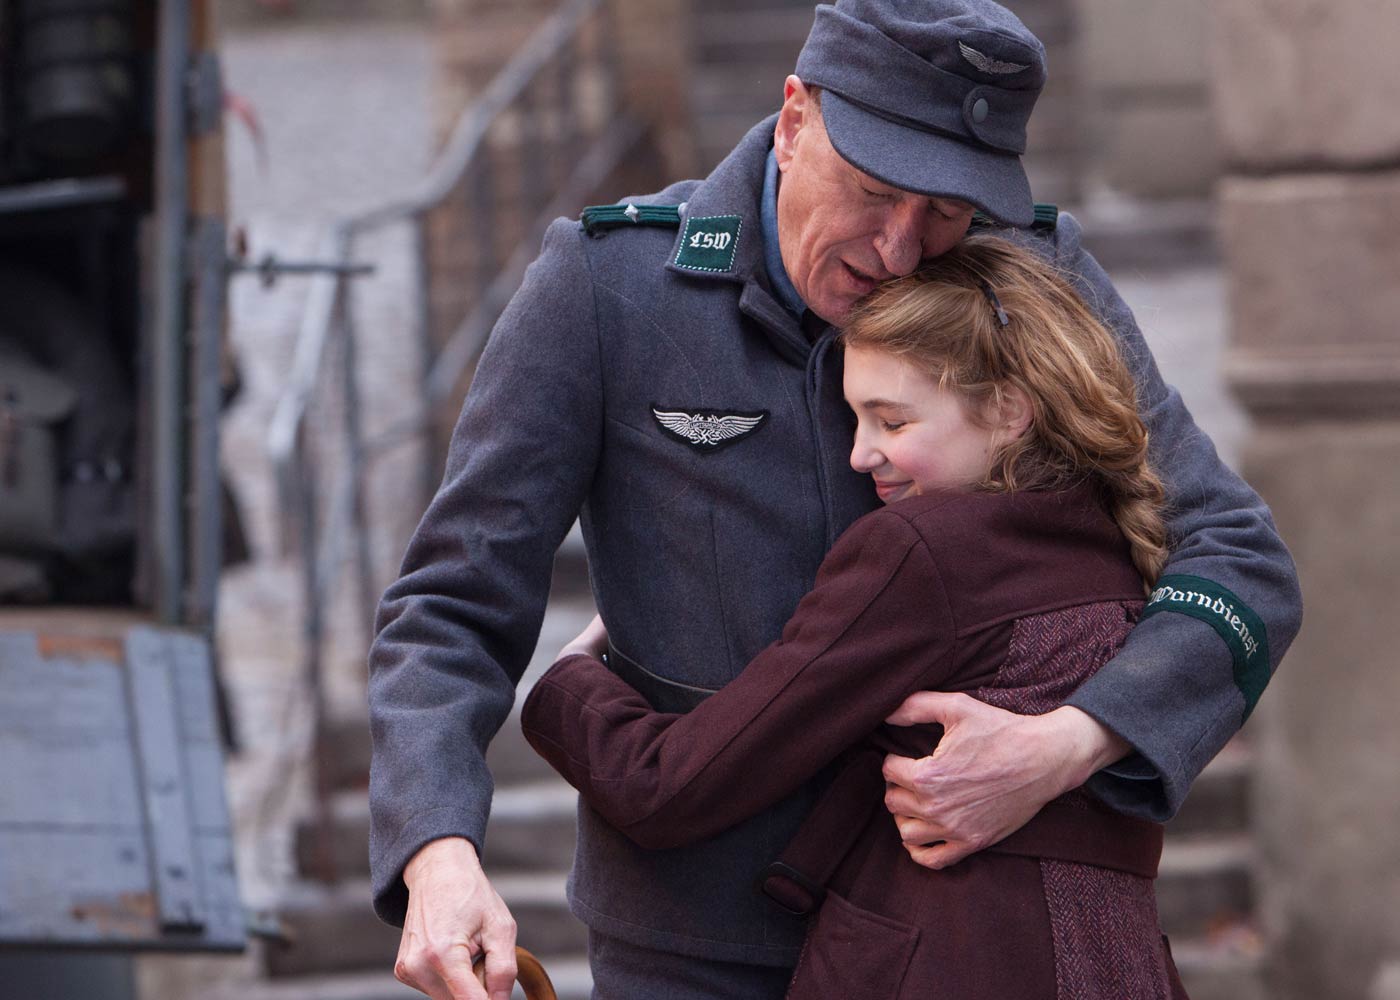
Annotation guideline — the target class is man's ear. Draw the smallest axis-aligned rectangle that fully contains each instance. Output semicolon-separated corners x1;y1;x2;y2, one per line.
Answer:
774;75;813;172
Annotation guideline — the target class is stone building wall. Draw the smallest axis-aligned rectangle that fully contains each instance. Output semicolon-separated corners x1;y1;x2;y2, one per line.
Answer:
1212;1;1400;997
1074;0;1217;199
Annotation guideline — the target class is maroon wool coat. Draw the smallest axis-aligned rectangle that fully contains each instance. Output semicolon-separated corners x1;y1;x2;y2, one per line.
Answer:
522;487;1190;999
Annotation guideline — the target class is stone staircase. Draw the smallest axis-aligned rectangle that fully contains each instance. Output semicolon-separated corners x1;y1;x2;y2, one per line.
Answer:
1158;738;1267;1000
263;725;593;990
248;551;599;1000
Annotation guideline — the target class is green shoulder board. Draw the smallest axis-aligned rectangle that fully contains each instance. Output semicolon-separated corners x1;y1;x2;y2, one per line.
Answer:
970;203;1059;233
580;202;683;238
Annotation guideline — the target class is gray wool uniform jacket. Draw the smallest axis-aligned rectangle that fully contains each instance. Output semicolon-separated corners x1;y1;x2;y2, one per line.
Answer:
367;115;1303;965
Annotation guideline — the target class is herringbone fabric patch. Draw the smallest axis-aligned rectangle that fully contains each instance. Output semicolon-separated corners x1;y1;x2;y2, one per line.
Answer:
975;601;1139;717
1040;859;1169;999
978;602;1170;997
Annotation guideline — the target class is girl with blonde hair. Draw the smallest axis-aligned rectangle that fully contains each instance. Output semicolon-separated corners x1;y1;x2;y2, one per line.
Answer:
522;233;1187;999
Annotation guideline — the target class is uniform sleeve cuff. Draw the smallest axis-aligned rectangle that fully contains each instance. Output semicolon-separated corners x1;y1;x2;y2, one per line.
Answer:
371;806;488;928
1101;752;1159;781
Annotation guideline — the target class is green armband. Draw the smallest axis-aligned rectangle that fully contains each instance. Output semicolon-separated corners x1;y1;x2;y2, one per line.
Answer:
1140;574;1270;721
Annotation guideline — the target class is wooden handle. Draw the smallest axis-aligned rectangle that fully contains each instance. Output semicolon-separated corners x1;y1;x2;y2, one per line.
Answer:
472;946;558;1000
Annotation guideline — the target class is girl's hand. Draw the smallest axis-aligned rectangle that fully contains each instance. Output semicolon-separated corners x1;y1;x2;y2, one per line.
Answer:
556;614;608;662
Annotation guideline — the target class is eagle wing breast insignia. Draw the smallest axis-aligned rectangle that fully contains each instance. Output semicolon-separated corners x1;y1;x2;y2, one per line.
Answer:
651;406;769;452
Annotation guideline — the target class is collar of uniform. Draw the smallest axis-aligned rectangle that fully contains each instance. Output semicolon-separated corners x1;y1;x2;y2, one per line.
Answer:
664;115;778;285
761;149;808;319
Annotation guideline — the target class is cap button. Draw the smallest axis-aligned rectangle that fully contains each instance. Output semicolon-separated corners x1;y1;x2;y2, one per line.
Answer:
971;97;989;124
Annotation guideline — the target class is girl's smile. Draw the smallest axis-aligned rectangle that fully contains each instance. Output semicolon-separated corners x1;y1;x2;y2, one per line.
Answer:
843;345;1028;501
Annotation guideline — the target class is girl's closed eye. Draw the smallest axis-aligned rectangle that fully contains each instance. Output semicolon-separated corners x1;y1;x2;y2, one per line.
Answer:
843;346;998;498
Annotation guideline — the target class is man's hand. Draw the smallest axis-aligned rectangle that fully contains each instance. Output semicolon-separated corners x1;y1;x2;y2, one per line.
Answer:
395;837;517;1000
881;692;1130;870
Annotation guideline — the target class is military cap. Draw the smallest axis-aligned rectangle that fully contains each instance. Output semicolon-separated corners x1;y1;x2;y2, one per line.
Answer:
795;0;1047;227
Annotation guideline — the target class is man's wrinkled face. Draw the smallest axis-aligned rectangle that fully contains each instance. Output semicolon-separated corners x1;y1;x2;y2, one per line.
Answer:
774;79;975;325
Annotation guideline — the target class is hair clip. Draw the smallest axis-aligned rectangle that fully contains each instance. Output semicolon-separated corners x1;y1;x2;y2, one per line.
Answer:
978;279;1010;327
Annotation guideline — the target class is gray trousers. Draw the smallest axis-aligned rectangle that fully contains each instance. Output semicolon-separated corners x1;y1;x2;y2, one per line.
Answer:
589;931;794;1000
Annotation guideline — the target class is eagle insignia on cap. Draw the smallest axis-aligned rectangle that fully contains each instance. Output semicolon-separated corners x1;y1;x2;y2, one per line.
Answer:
652;407;768;452
958;41;1029;76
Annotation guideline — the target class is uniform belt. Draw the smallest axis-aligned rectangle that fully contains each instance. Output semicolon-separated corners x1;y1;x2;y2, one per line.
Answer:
758;749;1164;917
605;643;718;714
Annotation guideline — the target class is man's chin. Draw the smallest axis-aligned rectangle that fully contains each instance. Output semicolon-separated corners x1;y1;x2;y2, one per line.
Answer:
809;294;859;328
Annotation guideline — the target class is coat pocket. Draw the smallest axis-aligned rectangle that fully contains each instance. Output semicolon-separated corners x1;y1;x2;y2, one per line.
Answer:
787;891;919;1000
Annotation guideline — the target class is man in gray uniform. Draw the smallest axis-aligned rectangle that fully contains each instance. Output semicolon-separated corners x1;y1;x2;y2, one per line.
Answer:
371;2;1303;998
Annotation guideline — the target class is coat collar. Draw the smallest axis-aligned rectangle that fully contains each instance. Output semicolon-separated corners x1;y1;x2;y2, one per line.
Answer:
665;115;778;287
663;114;817;362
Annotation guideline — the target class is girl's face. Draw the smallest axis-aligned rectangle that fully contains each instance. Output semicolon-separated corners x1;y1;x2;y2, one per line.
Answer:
843;345;1013;504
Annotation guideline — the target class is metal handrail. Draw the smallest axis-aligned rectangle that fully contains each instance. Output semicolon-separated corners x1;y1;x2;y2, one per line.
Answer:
264;0;640;882
354;0;605;229
267;0;606;492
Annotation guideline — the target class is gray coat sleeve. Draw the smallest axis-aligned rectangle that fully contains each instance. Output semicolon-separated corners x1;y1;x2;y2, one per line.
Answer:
366;218;603;926
1049;212;1303;821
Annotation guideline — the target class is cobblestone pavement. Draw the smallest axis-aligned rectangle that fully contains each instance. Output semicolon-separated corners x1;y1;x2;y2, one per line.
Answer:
134;14;1243;998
